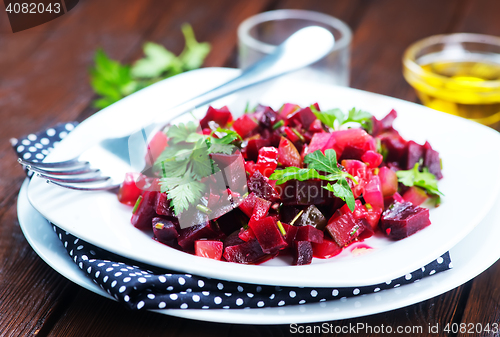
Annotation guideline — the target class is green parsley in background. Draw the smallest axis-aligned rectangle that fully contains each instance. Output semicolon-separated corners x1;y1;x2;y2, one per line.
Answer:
89;23;210;109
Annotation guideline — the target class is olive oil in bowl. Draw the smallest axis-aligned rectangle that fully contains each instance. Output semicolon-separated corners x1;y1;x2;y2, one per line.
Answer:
403;34;500;128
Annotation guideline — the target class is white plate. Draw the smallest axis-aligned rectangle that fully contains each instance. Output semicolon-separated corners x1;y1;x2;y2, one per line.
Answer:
18;178;500;324
27;68;500;287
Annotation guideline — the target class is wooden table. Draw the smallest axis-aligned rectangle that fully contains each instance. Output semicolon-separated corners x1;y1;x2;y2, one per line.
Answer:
1;0;499;335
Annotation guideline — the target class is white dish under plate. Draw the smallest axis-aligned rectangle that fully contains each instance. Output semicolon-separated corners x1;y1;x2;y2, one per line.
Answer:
27;67;500;287
18;179;500;324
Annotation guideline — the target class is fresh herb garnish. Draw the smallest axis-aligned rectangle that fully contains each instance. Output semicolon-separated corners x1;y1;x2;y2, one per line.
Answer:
89;24;210;109
396;163;444;196
269;150;357;211
311;106;373;133
156;123;240;215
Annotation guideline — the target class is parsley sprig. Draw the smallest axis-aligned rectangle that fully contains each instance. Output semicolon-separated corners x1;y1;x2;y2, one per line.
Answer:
396;163;444;197
311;106;373;133
90;24;210;109
269;149;357;211
156;123;241;215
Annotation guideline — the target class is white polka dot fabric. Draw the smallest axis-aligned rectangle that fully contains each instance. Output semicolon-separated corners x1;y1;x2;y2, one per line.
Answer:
14;123;453;310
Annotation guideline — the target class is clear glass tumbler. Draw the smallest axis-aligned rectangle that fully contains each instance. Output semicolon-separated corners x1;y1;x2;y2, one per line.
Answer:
238;9;352;86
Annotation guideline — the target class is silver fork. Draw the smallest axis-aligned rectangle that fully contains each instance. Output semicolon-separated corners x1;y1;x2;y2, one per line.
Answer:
19;26;334;191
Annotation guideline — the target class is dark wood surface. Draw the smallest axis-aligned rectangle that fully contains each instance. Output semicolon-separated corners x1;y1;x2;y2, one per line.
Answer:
1;0;499;336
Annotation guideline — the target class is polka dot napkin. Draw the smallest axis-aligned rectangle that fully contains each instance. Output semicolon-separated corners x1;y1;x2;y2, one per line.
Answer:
13;123;453;310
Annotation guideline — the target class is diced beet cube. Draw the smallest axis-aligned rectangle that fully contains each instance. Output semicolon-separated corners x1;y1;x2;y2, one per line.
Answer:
223;230;245;248
248;217;287;254
248;171;280;202
152;217;179;247
118;172;143;206
292;241;313;265
177;221;225;252
223;238;268;264
384;192;405;209
295;225;324;243
363;175;384;210
258;105;279;129
145;131;169;166
294;205;327;230
340;144;366;161
277;180;335;205
232;114;258;138
402;186;428;206
250;197;272;222
195;240;223;260
243;138;271;161
312;237;343;259
361;150;383;168
378;166;398;197
380;201;431;240
308;119;323;133
131;191;158;230
279;206;302;224
238;227;256;242
322;128;376;159
155;192;175;217
379;130;407;163
307;132;330;155
200;106;233;129
283;126;301;143
239;192;257;217
423;141;443;179
281;223;299;248
403;140;424;170
287;107;317;129
216;208;249;235
326;211;365;246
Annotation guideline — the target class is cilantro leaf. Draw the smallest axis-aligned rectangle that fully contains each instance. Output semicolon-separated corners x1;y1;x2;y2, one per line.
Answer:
166;121;199;144
311;107;345;129
344;108;373;133
323;179;355;211
160;174;206;214
190;139;214;180
179;23;211;71
303;149;339;174
396;163;444;196
131;42;182;78
268;167;325;185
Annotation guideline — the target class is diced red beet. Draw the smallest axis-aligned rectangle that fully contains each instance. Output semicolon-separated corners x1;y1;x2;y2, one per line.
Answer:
238;227;256;241
243;138;271;161
155;192;175;217
239;192;257;217
145;131;169;166
279;206;303;224
277;179;336;206
402;186;428;206
322;128;376;159
248;171;280;202
280;103;301;118
295;205;327;230
403;140;425;170
307;132;331;154
423;141;443;179
348;200;382;230
308;119;324;133
340;144;366;161
131;191;158;230
255;146;278;177
283;126;301;143
292;241;313;265
380;201;431;240
200;106;233;129
312;237;343;259
278;137;302;168
342;159;372;199
216;208;249;235
135;175;161;192
287;106;317;129
379;130;407;164
195;240;223;260
223;230;245;248
257;105;279;129
363;175;384;210
281;223;299;247
378;166;398;197
223;238;268;264
177;221;225;252
248;216;287;254
152;217;179;247
249;197;272;222
361;150;383;168
232;114;258;138
384;192;405;208
118;172;143;206
326;211;365;246
295;225;324;243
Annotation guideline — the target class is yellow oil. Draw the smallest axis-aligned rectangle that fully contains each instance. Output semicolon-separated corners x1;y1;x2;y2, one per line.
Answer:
404;55;500;128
